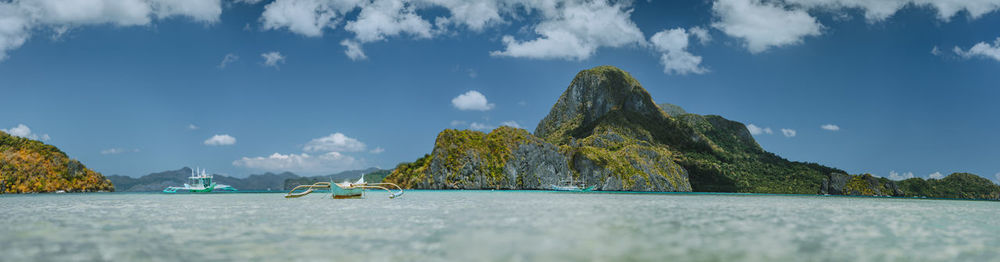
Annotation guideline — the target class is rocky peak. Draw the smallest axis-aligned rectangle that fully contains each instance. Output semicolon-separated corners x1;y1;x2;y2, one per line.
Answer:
534;66;667;143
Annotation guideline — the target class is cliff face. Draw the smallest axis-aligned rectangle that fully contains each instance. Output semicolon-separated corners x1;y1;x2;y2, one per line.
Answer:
384;65;995;197
0;131;114;193
387;127;570;190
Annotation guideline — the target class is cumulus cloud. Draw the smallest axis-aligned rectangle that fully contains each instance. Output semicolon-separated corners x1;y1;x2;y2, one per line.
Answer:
204;134;236;146
101;148;139;155
712;0;823;54
888;170;914;180
710;0;1000;54
260;0;360;37
187;124;199;130
783;0;1000;22
340;39;367;60
232;152;362;174
450;120;467;126
345;0;433;43
261;51;285;68
369;146;384;154
0;0;223;61
2;124;50;141
470;122;492;130
954;37;1000;61
821;124;840;131
303;133;367;152
688;26;712;45
747;123;773;135
500;120;522;129
218;53;239;69
928;172;944;179
649;28;708;75
451;90;494;111
490;0;645;60
781;128;797;137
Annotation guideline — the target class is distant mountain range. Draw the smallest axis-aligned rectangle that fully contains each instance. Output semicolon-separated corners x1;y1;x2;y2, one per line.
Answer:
107;167;387;192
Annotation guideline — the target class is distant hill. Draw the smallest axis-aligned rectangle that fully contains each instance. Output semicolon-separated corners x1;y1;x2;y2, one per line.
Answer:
108;167;387;192
0;131;114;193
282;168;388;190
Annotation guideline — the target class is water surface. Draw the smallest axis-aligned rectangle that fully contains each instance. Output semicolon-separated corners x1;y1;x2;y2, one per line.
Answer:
2;191;998;261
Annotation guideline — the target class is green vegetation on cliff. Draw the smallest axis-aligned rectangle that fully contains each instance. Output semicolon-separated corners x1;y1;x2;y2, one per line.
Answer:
0;131;114;193
898;173;1000;200
386;65;998;199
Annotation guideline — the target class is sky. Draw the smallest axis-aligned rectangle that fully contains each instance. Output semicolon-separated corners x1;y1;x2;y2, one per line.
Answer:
1;0;999;181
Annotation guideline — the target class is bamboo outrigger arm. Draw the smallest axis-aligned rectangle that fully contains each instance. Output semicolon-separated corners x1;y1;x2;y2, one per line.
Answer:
355;182;404;199
284;182;331;198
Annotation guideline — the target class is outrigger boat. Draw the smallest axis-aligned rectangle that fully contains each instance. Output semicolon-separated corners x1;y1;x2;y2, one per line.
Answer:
550;179;596;192
163;168;237;193
284;174;403;199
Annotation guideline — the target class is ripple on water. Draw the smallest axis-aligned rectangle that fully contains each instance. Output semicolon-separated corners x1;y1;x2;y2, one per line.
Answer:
1;192;999;261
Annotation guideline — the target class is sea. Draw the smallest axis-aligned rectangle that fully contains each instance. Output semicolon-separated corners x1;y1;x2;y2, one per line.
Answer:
1;191;998;261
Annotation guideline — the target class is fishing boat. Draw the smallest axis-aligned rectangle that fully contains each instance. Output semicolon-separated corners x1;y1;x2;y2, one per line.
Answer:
285;174;403;199
550;179;596;192
162;168;237;193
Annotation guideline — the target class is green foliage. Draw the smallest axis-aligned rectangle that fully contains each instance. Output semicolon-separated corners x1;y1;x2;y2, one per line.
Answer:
897;173;1000;200
383;154;432;189
0;131;114;193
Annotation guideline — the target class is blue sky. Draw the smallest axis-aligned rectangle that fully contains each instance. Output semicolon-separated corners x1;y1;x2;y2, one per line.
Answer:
1;0;999;181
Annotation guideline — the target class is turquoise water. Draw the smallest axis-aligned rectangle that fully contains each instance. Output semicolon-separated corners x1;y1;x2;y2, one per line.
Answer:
1;191;999;261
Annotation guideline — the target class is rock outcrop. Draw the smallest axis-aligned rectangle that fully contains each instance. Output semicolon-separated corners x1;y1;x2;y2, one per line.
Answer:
385;65;998;198
821;173;903;197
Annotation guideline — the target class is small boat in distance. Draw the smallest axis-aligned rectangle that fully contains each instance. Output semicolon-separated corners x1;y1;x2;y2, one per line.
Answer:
285;174;403;199
163;168;237;193
550;179;596;192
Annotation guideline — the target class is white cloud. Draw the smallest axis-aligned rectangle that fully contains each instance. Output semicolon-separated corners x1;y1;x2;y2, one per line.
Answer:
995;172;1000;183
187;124;199;130
709;0;1000;54
422;0;505;31
451;90;494;111
954;37;1000;61
303;133;367;152
500;120;521;129
649;28;708;75
1;124;50;141
0;0;223;61
784;0;1000;22
888;170;914;180
747;123;773;135
101;148;139;155
345;0;433;43
930;45;942;56
490;0;645;60
204;134;236;146
712;0;823;54
218;53;238;69
688;26;712;45
450;120;467;126
369;146;384;154
928;172;944;179
232;152;362;174
470;122;492;130
821;124;840;131
261;51;285;68
781;128;797;137
260;0;361;37
340;39;367;60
